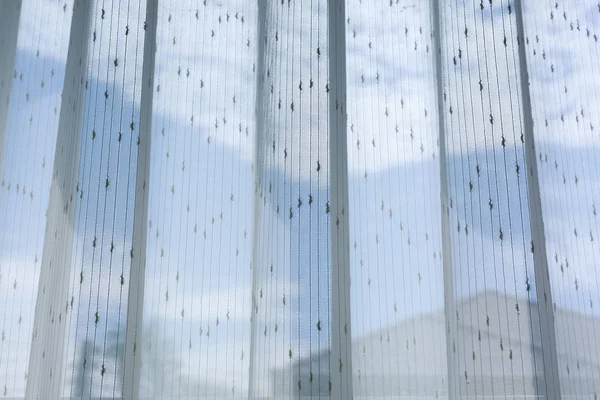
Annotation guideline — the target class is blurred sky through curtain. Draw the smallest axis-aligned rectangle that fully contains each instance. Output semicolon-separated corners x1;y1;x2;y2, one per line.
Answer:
1;0;600;399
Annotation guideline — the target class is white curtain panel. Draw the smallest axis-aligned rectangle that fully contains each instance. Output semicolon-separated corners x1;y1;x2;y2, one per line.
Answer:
0;0;599;399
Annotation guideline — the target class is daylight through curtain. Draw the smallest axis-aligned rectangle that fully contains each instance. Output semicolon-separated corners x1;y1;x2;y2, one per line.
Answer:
1;0;600;399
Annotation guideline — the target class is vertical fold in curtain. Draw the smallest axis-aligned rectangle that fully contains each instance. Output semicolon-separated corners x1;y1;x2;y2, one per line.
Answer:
327;1;353;398
122;0;159;398
521;1;600;397
0;0;22;181
344;1;448;398
514;1;561;397
431;0;458;397
23;0;149;397
133;1;256;397
248;0;266;396
25;0;93;397
432;0;566;398
1;1;73;396
250;1;353;397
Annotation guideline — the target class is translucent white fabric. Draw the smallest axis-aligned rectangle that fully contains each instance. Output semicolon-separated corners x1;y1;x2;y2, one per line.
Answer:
1;0;600;399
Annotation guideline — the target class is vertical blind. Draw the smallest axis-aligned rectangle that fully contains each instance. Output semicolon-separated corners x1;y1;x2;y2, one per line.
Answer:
1;0;599;399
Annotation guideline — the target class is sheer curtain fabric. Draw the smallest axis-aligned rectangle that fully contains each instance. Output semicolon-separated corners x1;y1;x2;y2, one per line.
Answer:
0;0;599;399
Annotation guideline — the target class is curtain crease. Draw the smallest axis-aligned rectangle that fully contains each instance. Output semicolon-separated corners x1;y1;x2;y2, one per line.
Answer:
26;1;93;397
